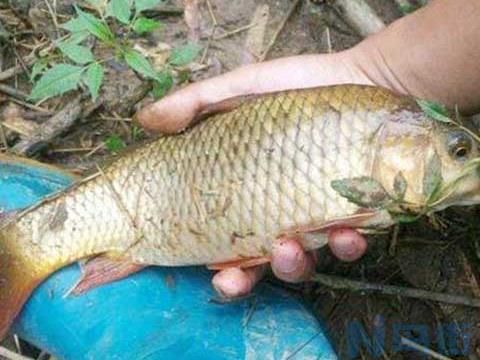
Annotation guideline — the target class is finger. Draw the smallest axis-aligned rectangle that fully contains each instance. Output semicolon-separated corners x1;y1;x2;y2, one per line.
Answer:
134;53;361;133
134;64;261;133
271;237;316;283
211;265;267;299
328;228;367;262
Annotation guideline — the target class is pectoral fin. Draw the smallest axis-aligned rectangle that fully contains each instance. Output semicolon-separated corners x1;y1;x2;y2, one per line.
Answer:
68;256;145;296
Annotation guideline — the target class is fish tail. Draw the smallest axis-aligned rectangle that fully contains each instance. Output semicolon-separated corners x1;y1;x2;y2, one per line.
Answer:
0;230;45;340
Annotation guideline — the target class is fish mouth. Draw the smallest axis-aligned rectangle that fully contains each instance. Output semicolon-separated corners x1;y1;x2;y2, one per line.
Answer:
431;188;480;211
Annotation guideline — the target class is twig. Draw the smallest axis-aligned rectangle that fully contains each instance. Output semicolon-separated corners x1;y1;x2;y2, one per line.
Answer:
205;0;218;26
401;337;453;360
145;5;184;16
99;115;132;122
0;83;29;100
50;147;97;153
43;0;60;38
200;26;217;64
85;142;105;157
312;273;480;307
213;23;257;40
389;224;400;256
9;98;53;114
0;346;33;360
12;43;31;79
459;251;480;298
12;96;88;155
0;124;8;149
260;0;302;61
334;0;385;38
243;4;270;63
324;26;332;53
0;53;36;81
200;0;218;63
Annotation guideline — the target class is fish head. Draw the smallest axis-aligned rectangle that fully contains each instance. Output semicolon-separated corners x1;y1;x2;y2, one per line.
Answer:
373;107;480;211
427;120;480;209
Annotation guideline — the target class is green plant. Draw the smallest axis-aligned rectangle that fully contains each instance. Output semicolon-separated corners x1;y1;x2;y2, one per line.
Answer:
104;133;126;153
30;0;201;102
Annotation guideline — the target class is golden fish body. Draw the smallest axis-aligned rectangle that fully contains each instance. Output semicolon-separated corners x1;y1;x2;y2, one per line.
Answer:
5;86;399;269
1;84;480;337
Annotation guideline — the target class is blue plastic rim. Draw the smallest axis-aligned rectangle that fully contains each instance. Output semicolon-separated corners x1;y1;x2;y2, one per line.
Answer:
1;154;338;360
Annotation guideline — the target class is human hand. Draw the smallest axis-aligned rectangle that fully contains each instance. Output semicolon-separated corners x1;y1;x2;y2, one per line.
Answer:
134;51;374;298
135;0;480;298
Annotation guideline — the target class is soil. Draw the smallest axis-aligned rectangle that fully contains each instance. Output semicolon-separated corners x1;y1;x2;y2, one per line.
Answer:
1;0;480;359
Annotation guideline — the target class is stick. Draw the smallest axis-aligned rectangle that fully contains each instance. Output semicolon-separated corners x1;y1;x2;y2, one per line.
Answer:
401;337;453;360
0;54;36;82
0;83;29;100
144;5;184;16
312;273;480;307
0;346;33;360
213;23;257;40
334;0;385;38
12;95;86;155
260;0;302;61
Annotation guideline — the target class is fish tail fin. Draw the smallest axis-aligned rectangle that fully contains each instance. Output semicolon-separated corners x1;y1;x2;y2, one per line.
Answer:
0;231;44;340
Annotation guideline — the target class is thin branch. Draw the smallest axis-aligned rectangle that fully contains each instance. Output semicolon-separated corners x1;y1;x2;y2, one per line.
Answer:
334;0;385;38
260;0;302;61
0;346;33;360
312;273;480;307
0;83;29;100
12;95;87;155
401;337;453;360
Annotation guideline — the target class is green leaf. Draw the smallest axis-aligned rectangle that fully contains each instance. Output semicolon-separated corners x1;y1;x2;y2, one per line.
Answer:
133;17;161;34
152;71;173;99
134;0;161;12
393;172;407;201
105;134;126;153
131;124;144;140
58;41;94;64
61;17;88;32
111;0;131;24
416;99;452;123
398;3;418;15
74;5;114;42
331;177;391;208
123;49;159;80
69;31;90;44
169;43;202;67
30;59;49;81
423;151;443;201
29;64;84;101
85;63;104;101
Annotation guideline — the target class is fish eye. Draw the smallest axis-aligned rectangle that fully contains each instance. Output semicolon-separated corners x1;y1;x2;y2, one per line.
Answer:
447;131;473;161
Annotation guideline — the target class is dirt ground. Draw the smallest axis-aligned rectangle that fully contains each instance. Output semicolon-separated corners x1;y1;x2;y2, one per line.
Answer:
1;0;480;359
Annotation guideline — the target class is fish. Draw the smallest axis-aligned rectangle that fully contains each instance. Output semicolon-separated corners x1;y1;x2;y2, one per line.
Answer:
1;84;480;338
